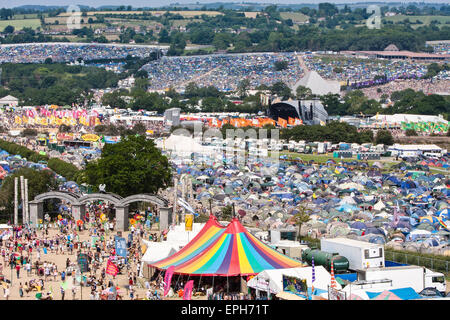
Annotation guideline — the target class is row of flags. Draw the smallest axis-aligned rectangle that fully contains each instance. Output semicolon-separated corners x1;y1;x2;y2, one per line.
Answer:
310;255;337;299
24;108;98;119
203;117;304;128
14;115;101;126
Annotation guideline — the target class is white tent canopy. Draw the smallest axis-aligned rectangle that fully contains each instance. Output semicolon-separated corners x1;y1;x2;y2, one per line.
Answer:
247;266;342;295
373;200;386;211
141;240;180;265
292;71;340;96
166;222;204;244
157;135;207;154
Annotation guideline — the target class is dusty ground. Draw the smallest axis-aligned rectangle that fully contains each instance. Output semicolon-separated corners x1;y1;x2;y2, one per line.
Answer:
0;227;150;300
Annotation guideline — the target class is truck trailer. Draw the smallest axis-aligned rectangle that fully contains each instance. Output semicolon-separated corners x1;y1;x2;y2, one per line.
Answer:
320;238;384;271
356;266;446;294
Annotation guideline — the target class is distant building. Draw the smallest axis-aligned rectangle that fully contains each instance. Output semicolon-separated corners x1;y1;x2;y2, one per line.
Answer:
164;108;181;126
387;144;444;158
0;95;18;107
370;114;448;124
340;50;450;61
384;44;399;51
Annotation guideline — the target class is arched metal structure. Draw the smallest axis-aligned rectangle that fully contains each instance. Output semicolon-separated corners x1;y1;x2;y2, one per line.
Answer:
34;191;81;205
120;193;168;207
78;192;123;206
29;191;172;231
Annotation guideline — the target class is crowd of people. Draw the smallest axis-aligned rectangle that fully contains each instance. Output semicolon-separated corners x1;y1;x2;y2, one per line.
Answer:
360;78;450;100
427;42;450;55
304;54;430;83
142;52;304;91
0;202;166;300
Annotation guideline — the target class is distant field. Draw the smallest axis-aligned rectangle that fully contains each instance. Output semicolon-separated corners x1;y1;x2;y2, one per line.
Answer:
279;12;309;23
46;23;107;31
383;15;450;25
57;10;223;17
171;19;203;27
0;19;41;31
12;13;48;19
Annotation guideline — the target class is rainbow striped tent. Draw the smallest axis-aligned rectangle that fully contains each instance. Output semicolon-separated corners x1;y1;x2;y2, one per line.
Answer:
150;215;303;276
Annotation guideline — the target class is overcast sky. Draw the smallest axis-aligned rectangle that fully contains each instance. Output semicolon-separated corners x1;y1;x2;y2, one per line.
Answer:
2;0;449;9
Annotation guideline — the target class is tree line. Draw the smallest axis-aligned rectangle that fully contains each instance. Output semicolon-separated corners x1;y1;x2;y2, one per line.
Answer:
0;139;80;181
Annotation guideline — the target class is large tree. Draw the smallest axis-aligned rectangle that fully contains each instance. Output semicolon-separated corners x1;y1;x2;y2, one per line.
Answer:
84;135;172;197
0;168;58;220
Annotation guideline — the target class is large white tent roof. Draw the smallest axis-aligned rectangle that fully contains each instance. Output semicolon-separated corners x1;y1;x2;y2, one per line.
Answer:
371;114;448;124
247;266;342;294
166;222;205;244
141;240;180;264
157;135;207;154
292;71;340;96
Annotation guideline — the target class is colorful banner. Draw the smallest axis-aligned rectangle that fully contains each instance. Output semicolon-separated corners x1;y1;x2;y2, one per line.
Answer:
164;266;175;297
106;258;118;276
401;121;449;133
183;280;194;300
77;253;89;273
277;117;287;128
81;134;100;142
178;198;197;216
114;236;127;257
185;213;194;232
57;133;74;141
282;275;308;298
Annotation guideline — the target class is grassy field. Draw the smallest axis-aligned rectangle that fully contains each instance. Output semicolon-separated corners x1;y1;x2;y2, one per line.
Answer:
279;12;309;24
171;19;203;27
383;15;450;25
12;13;48;20
0;19;41;31
45;23;107;31
57;10;223;17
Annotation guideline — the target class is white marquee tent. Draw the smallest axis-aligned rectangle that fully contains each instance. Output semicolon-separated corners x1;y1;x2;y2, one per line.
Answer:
292;71;340;96
247;266;342;295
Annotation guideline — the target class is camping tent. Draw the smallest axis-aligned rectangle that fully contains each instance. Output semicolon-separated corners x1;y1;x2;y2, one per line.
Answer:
149;215;303;276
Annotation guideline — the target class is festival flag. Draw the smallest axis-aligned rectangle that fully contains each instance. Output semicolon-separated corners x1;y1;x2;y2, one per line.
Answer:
178;198;198;217
330;260;337;289
183;280;194;300
311;255;315;296
277;117;287;128
106;259;119;276
164;266;175;297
